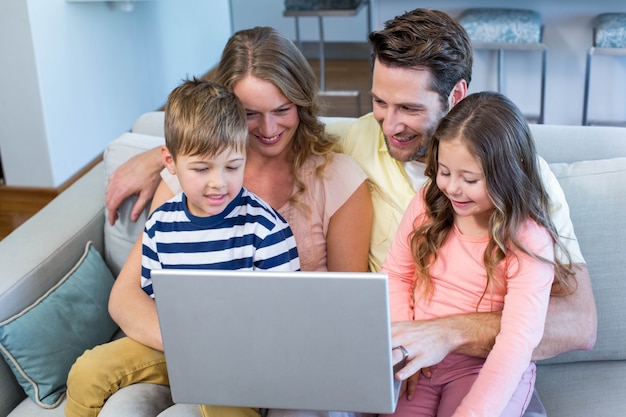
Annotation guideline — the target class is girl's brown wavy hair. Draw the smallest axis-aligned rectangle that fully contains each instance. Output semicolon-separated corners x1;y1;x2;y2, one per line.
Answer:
411;92;576;308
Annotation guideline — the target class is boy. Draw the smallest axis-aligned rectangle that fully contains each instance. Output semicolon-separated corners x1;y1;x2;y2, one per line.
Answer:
65;78;299;417
141;77;300;294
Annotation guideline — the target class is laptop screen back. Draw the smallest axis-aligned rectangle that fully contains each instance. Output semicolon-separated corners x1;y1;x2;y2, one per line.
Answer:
152;269;399;413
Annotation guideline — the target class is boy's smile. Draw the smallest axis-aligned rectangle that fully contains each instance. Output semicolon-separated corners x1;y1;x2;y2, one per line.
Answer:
164;148;246;217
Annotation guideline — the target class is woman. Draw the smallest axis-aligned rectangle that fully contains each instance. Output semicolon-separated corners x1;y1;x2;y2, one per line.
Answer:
65;27;372;417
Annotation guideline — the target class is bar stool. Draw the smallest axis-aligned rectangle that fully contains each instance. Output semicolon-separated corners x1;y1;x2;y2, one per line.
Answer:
582;13;626;126
459;8;547;124
284;0;371;117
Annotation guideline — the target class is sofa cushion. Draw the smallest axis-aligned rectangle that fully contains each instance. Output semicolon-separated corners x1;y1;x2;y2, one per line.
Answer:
0;242;118;408
131;111;165;137
542;157;626;364
536;360;626;416
103;132;166;276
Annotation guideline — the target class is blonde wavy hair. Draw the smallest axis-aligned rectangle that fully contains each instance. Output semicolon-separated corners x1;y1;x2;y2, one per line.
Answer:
213;26;338;207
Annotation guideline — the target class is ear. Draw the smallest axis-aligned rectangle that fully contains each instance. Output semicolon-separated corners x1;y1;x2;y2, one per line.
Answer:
161;146;176;175
448;79;468;109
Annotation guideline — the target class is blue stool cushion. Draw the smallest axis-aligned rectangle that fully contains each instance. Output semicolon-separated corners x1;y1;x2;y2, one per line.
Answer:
459;8;542;44
594;13;626;48
285;0;362;10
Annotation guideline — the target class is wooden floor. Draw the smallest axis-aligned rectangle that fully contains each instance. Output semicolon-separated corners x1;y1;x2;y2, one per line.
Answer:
309;59;372;118
0;156;102;240
0;59;371;241
0;187;60;239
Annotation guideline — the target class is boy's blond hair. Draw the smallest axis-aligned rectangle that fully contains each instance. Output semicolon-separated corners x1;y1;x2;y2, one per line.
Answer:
164;78;247;160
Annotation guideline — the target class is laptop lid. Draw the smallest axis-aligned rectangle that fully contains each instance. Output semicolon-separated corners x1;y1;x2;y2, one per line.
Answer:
151;269;401;413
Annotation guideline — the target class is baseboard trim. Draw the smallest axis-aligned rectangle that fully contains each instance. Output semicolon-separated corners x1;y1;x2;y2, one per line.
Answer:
0;153;102;200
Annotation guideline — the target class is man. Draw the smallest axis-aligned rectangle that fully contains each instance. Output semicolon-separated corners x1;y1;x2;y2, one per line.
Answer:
105;9;596;417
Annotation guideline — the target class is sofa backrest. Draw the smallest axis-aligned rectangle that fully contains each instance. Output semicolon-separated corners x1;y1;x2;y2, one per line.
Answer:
131;111;626;164
530;124;626;365
123;112;626;366
542;155;626;365
530;123;626;163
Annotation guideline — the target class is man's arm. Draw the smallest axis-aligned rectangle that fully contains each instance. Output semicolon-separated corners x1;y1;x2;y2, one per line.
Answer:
532;263;597;360
392;263;597;376
391;312;498;380
105;147;164;225
454;263;596;361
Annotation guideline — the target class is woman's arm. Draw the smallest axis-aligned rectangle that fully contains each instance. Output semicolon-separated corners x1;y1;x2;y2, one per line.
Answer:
108;179;176;351
326;181;372;272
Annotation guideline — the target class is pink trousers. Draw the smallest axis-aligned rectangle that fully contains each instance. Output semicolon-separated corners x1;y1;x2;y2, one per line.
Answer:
383;354;535;417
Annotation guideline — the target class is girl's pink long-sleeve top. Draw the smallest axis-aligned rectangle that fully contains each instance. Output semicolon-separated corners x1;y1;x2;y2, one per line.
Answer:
382;191;554;417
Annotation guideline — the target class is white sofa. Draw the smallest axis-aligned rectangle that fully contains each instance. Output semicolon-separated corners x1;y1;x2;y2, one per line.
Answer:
1;112;625;417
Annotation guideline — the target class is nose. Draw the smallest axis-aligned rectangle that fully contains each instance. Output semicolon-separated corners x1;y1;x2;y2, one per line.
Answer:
445;176;463;196
207;169;226;190
381;108;404;138
260;114;277;137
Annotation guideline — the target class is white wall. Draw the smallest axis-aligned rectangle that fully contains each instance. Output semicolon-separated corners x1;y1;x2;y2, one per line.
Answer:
0;0;231;187
231;0;626;126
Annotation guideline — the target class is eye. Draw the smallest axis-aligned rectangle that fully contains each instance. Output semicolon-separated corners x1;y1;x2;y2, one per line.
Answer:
275;106;291;114
437;167;450;176
372;98;386;107
402;106;420;114
193;167;208;173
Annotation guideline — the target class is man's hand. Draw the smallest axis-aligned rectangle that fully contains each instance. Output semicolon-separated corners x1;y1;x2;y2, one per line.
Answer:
105;147;164;225
391;312;500;379
391;318;462;381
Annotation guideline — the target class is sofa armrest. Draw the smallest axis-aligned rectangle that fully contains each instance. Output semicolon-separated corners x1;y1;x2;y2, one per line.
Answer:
102;132;166;276
0;162;105;417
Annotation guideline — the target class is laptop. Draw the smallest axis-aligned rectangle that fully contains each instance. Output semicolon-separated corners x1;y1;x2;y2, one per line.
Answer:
151;269;403;413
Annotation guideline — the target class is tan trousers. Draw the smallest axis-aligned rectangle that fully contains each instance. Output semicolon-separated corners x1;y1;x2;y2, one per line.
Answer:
64;336;261;417
64;337;168;417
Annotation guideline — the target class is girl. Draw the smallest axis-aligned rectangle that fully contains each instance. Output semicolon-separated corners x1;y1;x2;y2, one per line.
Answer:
382;91;575;417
